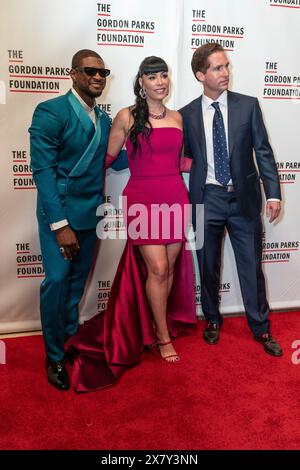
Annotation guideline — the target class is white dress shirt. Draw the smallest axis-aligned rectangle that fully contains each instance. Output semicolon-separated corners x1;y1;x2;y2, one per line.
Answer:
202;90;232;186
201;90;279;202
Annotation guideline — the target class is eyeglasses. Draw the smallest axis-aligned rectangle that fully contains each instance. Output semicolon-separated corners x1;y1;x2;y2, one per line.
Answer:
76;67;110;78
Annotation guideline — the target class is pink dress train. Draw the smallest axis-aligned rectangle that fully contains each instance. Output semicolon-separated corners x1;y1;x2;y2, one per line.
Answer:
65;128;197;392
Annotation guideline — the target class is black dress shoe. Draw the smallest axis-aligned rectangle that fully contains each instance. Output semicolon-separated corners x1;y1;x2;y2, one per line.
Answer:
254;333;283;357
203;321;220;345
46;359;70;391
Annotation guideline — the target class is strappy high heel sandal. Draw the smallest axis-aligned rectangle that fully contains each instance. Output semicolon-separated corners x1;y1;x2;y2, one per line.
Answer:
157;340;180;363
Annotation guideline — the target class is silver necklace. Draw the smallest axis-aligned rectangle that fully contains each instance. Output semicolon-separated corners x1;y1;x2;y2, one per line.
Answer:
148;105;167;120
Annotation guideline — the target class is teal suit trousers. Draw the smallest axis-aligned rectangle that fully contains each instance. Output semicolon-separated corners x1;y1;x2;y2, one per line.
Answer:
38;221;97;361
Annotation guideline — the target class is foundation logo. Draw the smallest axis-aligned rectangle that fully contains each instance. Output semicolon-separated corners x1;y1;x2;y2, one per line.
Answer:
269;0;300;9
277;161;300;184
97;2;156;48
97;280;111;312
190;8;245;52
99;195;126;237
195;284;201;308
218;283;231;303
262;234;299;264
194;284;203;313
7;50;70;95
263;61;300;101
195;282;230;308
99;103;112;117
11;149;35;190
16;243;44;279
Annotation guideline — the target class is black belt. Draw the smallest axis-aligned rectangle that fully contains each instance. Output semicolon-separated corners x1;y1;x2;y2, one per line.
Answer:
206;184;235;193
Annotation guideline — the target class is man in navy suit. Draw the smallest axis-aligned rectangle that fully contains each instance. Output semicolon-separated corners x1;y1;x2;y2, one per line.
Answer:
29;49;126;390
180;43;282;356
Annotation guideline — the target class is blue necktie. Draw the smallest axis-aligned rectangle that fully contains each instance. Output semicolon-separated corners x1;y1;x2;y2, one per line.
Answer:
212;101;231;185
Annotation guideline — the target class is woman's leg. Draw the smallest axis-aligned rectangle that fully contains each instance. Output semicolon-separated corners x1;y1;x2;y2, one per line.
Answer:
166;242;182;295
139;243;182;362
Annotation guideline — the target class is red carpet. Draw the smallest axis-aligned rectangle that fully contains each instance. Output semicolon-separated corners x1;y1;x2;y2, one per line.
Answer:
1;311;300;450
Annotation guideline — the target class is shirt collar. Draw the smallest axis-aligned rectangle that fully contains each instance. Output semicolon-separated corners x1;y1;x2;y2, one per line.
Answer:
202;90;228;110
71;88;96;113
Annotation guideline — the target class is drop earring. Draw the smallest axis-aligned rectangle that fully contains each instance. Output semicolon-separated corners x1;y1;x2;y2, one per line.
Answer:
139;87;147;99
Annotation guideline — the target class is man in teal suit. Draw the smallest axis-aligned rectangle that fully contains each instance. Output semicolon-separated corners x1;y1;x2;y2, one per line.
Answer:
29;49;125;390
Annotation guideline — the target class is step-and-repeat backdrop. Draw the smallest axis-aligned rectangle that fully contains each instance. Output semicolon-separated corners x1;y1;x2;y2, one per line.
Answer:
1;0;299;333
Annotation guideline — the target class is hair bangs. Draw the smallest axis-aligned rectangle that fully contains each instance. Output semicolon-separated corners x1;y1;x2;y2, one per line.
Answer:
139;57;168;76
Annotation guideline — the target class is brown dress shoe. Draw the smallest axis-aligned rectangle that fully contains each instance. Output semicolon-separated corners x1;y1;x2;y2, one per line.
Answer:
254;333;283;356
203;321;220;345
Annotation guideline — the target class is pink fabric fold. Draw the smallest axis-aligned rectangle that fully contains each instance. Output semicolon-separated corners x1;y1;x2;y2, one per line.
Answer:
65;241;197;392
180;156;192;172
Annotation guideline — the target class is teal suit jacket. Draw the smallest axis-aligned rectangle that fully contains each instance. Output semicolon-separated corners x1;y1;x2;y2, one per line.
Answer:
29;90;116;230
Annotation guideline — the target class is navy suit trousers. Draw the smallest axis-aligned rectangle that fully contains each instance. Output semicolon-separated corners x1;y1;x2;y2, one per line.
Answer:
197;185;270;336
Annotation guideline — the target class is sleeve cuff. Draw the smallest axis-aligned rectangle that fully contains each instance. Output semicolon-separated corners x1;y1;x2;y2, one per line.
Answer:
50;219;69;231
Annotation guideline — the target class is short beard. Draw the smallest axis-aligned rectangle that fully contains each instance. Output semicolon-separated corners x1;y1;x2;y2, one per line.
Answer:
87;89;103;98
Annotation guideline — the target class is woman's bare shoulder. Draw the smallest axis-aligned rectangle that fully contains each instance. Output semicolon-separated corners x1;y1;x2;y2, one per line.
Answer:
166;109;183;127
114;106;132;121
113;106;133;131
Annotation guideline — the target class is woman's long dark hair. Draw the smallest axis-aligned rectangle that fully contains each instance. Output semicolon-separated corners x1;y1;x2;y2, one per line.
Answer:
130;56;168;155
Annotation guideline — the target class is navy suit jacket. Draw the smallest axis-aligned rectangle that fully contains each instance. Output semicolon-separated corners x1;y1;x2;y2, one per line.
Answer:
179;91;281;219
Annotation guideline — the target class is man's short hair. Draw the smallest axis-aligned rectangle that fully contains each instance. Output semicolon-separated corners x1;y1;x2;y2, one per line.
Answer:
191;43;225;78
71;49;103;69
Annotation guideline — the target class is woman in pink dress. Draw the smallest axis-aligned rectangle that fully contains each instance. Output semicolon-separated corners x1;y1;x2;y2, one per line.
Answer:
66;57;196;391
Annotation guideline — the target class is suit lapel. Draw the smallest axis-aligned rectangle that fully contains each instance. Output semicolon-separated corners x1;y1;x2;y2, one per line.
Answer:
67;90;94;139
227;91;241;156
69;111;103;178
191;96;207;165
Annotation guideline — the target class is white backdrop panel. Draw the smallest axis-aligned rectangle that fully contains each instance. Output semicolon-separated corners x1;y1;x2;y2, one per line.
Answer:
0;0;299;333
